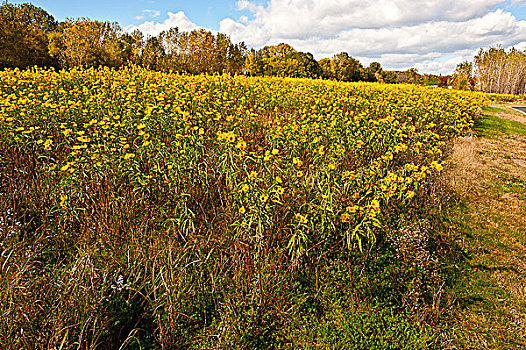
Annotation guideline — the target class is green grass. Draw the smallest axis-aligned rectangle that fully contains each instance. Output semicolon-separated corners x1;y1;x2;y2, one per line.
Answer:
297;305;435;349
441;105;526;348
496;173;526;198
482;106;507;113
475;109;526;137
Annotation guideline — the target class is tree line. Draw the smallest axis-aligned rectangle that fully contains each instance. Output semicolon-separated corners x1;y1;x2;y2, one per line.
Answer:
2;2;449;85
449;47;526;95
474;47;525;95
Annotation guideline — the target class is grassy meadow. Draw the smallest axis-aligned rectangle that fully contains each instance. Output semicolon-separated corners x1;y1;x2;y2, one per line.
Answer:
0;66;490;349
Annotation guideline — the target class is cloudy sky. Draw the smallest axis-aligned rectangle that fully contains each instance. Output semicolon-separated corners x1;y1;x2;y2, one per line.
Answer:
14;0;526;74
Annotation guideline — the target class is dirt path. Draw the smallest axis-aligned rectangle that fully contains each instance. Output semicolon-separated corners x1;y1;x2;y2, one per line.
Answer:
442;106;526;349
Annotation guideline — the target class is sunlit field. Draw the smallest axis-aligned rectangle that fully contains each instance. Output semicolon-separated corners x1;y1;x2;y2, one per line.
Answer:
0;66;487;348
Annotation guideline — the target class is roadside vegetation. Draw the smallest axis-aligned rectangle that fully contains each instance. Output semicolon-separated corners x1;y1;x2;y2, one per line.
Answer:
0;66;488;349
439;105;526;348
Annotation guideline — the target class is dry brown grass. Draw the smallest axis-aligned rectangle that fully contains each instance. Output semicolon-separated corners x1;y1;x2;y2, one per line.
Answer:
442;107;526;349
448;136;486;197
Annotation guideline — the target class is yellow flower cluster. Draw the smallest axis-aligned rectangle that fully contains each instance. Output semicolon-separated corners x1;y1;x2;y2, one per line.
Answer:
0;66;487;250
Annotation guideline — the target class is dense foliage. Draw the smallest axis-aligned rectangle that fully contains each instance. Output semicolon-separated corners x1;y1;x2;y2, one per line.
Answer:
0;66;487;348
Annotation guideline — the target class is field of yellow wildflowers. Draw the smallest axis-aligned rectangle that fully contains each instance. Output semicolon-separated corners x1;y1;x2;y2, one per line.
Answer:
0;66;486;348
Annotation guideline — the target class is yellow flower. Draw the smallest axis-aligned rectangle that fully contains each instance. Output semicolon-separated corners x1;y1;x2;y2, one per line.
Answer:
236;140;247;150
272;148;279;155
123;153;135;160
295;213;308;224
368;199;381;215
137;123;146;130
406;191;416;199
241;184;249;192
59;194;68;208
77;136;90;143
328;163;336;170
239;206;246;215
276;186;285;195
259;194;269;203
44;139;53;150
296;170;304;178
292;157;302;166
276;176;282;184
249;171;258;180
346;206;360;213
340;213;351;223
430;161;443;172
226;131;236;142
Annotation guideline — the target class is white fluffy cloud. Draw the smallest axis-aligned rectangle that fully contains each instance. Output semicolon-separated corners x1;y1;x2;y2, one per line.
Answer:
233;0;506;38
132;0;526;74
128;11;200;36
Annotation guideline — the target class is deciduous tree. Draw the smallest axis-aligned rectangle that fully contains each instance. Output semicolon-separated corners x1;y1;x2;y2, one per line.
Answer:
50;19;123;68
0;2;57;68
474;46;526;94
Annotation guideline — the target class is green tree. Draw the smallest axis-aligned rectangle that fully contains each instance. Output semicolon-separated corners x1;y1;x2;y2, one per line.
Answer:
320;52;365;82
173;29;246;75
119;29;144;65
366;61;382;82
225;41;247;75
49;18;123;68
407;68;418;84
158;27;180;71
0;2;57;68
140;35;165;71
246;43;320;78
452;61;472;90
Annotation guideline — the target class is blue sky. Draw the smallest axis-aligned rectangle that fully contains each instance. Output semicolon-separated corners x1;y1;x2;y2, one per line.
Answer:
506;1;526;19
8;0;526;74
9;0;249;29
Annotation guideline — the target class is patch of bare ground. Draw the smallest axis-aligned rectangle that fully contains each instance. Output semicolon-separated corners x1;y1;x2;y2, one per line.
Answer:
441;107;526;349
